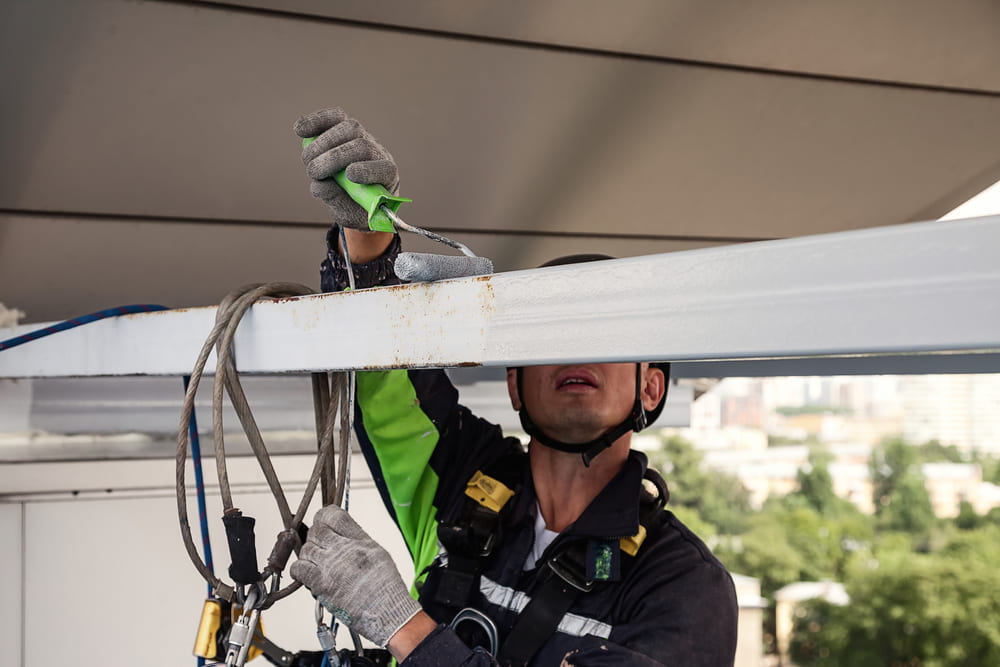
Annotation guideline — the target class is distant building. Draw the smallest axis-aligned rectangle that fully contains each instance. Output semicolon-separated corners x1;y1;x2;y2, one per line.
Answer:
723;393;763;429
979;481;1000;514
702;446;809;508
700;445;997;517
774;581;848;667
902;375;1000;454
666;376;1000;516
732;574;768;667
829;462;875;514
921;462;992;517
690;391;722;431
663;425;769;453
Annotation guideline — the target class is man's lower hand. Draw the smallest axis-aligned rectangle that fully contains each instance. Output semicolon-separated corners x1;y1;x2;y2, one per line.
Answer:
291;504;422;648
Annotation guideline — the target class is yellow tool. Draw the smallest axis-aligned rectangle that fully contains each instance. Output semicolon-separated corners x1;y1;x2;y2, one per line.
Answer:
192;598;266;662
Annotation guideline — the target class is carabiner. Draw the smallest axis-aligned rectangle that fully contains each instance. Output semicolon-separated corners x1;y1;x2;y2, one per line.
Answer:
450;607;499;655
224;584;265;667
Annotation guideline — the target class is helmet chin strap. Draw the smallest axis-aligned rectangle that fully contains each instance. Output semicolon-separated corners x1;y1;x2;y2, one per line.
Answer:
516;365;649;467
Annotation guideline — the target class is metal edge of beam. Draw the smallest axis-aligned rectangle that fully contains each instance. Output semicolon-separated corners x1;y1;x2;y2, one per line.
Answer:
0;216;997;379
671;353;1000;378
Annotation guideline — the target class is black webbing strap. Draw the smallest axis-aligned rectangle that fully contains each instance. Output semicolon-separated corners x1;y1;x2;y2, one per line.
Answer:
434;449;525;610
497;542;595;667
496;468;670;666
435;499;505;607
433;545;489;607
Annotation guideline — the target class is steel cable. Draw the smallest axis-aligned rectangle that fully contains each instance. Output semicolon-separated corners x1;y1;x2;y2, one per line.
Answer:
1;292;354;616
176;282;353;607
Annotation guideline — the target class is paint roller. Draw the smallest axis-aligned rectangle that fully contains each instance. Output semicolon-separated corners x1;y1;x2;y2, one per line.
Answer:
302;138;494;282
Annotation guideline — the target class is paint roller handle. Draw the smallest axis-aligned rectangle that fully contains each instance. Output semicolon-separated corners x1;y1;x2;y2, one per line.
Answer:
302;136;411;233
301;136;492;281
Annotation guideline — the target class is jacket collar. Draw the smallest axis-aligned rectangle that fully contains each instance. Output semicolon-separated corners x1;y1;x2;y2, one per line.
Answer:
514;449;648;541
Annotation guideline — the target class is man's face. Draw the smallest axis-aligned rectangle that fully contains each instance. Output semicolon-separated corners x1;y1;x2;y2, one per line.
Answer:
507;363;664;444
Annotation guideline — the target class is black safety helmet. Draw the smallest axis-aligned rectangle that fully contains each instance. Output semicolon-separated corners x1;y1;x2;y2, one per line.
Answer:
513;253;671;466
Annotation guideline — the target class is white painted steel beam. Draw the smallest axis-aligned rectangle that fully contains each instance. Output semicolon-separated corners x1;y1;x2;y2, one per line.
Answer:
1;217;998;379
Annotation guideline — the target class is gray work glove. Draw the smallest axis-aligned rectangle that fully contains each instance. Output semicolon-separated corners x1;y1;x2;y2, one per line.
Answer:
290;504;422;647
293;107;400;230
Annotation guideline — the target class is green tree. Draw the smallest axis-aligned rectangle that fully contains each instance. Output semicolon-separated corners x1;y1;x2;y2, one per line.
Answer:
979;454;1000;485
955;500;981;530
871;438;915;505
917;439;964;463
730;499;872;586
938;523;1000;560
871;438;936;537
668;505;718;542
797;450;836;514
647;435;752;534
791;531;1000;666
795;448;850;517
715;514;805;601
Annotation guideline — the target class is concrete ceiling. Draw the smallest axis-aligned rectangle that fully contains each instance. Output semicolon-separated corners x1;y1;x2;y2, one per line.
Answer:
2;0;1000;323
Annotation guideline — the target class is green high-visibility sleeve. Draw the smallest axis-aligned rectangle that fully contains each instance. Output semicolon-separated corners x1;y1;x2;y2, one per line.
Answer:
356;370;442;587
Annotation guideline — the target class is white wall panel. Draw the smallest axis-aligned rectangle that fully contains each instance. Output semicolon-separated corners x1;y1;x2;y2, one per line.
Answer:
0;503;23;667
15;454;410;666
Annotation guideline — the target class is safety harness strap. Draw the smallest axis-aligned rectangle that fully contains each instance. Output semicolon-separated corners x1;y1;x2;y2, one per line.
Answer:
496;467;668;666
497;541;595;667
434;451;525;609
439;454;669;664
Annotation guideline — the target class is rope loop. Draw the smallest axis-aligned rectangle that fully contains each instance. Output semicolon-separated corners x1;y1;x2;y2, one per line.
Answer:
175;283;352;606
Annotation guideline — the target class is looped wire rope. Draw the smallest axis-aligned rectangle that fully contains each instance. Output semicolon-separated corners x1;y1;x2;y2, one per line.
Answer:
176;282;352;607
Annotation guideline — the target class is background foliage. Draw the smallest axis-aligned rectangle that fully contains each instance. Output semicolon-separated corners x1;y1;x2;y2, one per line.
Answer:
649;435;1000;665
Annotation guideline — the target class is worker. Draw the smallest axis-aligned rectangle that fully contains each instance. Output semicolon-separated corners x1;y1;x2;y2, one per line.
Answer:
289;107;739;666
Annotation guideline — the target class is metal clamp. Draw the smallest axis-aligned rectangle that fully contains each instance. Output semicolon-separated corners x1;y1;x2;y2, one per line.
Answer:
547;552;595;593
268;570;282;596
